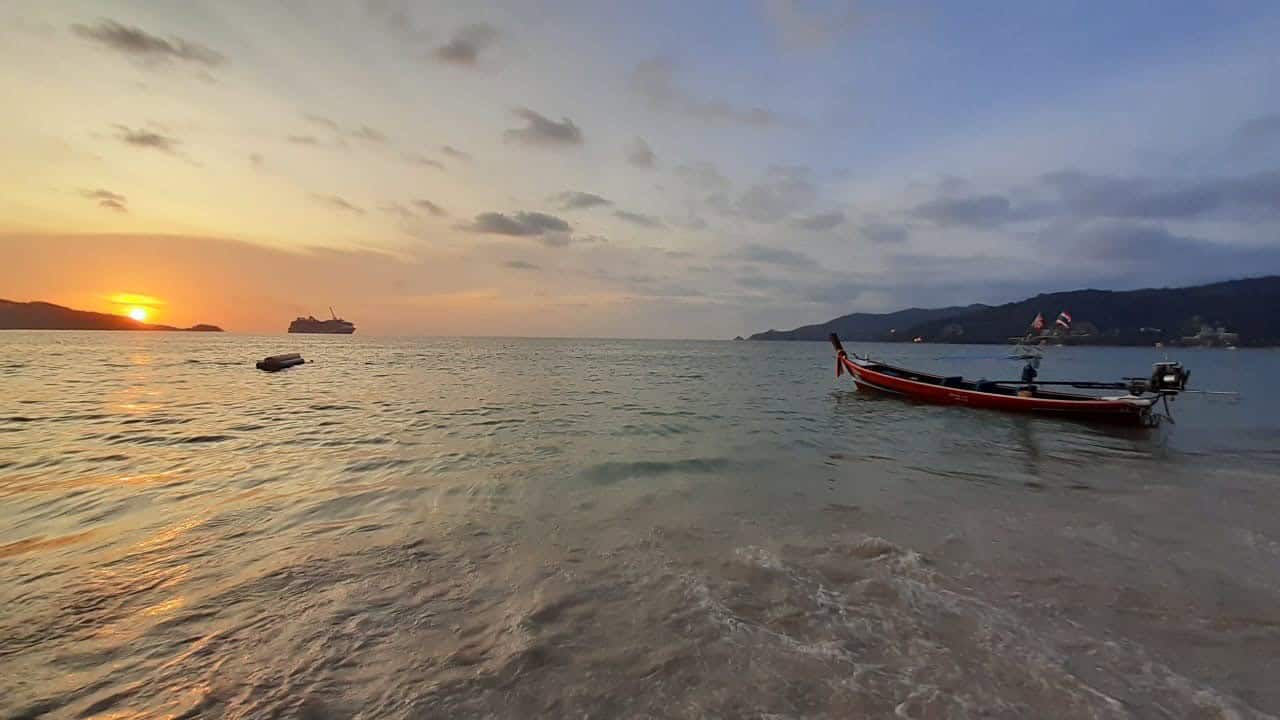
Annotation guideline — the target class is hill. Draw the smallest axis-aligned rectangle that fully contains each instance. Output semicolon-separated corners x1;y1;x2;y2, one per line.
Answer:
749;276;1280;346
749;305;989;342
0;300;224;332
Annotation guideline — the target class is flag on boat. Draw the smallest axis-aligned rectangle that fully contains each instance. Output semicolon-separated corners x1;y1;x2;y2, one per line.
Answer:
1056;311;1072;329
1030;313;1045;331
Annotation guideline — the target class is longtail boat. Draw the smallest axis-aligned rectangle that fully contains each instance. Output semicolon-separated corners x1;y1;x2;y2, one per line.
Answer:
829;333;1192;426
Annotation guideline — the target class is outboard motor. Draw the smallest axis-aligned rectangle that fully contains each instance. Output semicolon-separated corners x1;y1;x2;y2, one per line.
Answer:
1148;361;1190;393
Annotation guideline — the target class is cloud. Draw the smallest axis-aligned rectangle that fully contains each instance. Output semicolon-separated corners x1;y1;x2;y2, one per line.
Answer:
912;193;1015;228
504;108;583;146
441;145;472;161
503;259;540;270
762;0;859;50
414;199;446;216
310;194;366;215
382;200;446;219
303;114;341;130
462;211;572;236
1233;114;1280;149
349;125;388;143
114;125;179;154
71;20;224;67
791;210;845;231
736;243;817;268
629;58;777;127
723;165;817;223
672;215;709;231
802;279;864;305
860;221;909;244
81;188;127;212
1041;169;1280;220
553;191;612;210
673;162;731;192
434;23;499;66
295;115;385;145
402;152;445;170
379;203;415;221
1023;220;1280;289
626;137;656;168
614;210;665;228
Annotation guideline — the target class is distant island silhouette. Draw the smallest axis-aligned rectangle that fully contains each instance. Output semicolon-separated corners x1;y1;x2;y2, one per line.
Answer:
0;299;223;332
748;276;1280;347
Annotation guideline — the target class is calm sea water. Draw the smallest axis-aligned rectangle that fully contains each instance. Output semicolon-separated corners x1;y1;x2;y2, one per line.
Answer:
2;332;1279;718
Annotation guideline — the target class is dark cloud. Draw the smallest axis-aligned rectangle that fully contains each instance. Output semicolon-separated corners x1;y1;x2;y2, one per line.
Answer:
627;137;656;168
736;243;817;268
503;260;540;270
553;191;611;210
1233;114;1280;149
441;145;472;161
792;210;845;231
724;165;817;223
912;193;1015;228
629;58;778;127
1023;220;1280;290
860;221;909;244
434;23;498;65
1041;169;1280;220
614;210;666;228
114;125;179;154
414;199;446;216
1063;221;1196;262
310;194;366;215
81;188;127;212
288;134;322;146
72;20;224;67
504;108;583;146
349;125;388;143
462;211;572;236
402;152;445;170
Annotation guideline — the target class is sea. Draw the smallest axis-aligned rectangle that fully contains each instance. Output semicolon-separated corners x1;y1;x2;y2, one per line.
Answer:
2;332;1279;719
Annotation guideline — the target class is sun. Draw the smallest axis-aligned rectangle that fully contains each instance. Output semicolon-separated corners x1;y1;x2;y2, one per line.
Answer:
127;307;149;322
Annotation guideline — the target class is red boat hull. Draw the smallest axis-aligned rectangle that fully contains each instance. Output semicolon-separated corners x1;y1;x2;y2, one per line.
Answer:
839;355;1155;424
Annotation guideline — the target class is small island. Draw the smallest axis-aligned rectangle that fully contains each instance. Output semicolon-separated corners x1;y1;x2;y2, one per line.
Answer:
0;299;224;332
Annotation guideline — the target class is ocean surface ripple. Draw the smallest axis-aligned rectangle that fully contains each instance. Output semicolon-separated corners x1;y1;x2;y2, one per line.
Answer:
2;333;1279;718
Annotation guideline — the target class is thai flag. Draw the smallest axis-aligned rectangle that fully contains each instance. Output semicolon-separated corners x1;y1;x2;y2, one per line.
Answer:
1030;313;1045;331
1056;311;1072;329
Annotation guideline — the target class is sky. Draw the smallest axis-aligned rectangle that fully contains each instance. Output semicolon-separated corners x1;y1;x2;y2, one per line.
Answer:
3;0;1280;337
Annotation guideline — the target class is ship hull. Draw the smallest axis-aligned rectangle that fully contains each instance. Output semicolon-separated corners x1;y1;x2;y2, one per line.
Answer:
288;325;354;334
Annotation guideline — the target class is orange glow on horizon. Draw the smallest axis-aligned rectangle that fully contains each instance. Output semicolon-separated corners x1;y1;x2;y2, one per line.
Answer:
127;307;149;322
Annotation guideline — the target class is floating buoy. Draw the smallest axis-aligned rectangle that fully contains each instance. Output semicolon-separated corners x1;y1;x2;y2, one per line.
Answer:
256;353;305;372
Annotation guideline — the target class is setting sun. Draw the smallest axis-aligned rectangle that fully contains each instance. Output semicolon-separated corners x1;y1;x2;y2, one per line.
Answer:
127;307;149;322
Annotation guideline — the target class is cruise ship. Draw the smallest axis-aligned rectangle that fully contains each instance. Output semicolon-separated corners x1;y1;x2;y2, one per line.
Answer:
288;307;355;334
